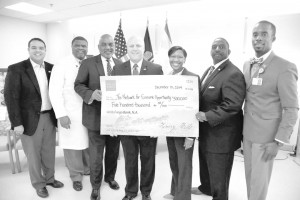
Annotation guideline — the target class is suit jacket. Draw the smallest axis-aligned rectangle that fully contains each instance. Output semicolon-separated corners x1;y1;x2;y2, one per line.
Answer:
74;54;122;131
199;59;246;153
4;58;56;136
111;59;163;139
243;52;298;144
111;59;163;76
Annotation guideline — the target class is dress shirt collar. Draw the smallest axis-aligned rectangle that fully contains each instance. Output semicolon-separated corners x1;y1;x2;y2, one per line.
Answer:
213;58;228;70
101;55;113;64
130;59;143;70
30;58;44;69
168;67;185;75
254;50;272;62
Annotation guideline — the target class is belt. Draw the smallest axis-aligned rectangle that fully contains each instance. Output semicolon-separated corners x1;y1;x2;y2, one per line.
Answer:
40;110;51;114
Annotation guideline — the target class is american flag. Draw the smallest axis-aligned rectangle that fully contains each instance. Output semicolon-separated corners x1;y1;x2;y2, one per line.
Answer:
114;19;129;62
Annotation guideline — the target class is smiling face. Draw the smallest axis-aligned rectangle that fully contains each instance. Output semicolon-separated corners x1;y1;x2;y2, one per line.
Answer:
28;40;46;65
72;39;88;60
210;38;230;65
252;22;276;58
169;50;186;73
127;36;144;63
98;35;115;59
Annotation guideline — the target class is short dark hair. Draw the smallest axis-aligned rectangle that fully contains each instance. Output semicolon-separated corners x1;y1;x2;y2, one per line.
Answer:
168;46;187;58
28;38;46;48
71;36;88;45
257;20;276;36
213;37;230;49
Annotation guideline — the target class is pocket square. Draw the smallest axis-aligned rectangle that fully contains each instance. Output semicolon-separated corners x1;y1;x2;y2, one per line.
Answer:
208;86;215;89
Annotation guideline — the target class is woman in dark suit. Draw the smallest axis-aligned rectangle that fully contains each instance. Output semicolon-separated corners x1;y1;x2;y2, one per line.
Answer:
164;46;200;200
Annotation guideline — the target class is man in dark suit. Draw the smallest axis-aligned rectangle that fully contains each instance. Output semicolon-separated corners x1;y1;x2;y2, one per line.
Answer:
111;35;163;200
4;38;64;198
191;38;246;200
74;34;122;200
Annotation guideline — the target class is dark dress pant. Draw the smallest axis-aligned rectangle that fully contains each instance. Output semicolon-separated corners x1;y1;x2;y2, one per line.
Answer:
88;129;106;189
167;137;194;200
104;135;120;182
121;136;157;196
198;145;234;200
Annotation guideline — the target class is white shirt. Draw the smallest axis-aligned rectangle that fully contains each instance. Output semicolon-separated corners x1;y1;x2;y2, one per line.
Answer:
101;56;115;76
30;59;52;111
130;60;143;75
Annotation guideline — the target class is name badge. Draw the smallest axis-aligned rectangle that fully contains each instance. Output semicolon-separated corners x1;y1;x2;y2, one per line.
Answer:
252;78;263;86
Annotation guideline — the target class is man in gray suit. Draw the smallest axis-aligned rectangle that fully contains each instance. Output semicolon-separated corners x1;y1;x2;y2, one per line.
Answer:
111;36;163;200
243;20;299;200
75;34;122;200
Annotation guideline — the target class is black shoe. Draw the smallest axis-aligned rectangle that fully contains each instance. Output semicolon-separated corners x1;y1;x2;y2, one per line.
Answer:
122;194;137;200
105;180;120;190
142;194;152;200
46;180;64;188
73;181;82;191
36;187;49;198
90;189;100;200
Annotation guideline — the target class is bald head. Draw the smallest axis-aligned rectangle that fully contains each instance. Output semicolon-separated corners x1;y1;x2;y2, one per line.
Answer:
98;34;115;59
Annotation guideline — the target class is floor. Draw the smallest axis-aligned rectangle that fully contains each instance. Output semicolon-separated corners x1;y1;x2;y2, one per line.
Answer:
0;138;300;200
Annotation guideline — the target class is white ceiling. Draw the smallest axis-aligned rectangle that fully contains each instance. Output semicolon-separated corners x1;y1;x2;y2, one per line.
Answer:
0;0;200;23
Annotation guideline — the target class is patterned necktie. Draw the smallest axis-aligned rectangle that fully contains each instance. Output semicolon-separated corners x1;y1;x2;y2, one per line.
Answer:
107;59;112;76
77;60;82;67
132;64;139;75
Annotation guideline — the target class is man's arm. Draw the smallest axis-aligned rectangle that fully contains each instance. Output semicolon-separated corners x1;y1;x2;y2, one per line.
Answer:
276;64;299;143
205;70;246;126
74;62;94;104
4;66;23;128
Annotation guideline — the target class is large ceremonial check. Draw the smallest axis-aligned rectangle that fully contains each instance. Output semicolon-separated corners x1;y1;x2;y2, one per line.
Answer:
100;75;199;137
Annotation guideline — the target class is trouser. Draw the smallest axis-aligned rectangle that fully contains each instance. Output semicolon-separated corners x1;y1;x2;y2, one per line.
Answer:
167;137;194;200
64;148;90;181
243;138;274;200
88;130;106;189
121;136;157;196
21;113;56;190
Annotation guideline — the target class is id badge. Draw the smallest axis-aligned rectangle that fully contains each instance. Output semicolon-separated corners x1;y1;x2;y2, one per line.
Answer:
252;78;263;86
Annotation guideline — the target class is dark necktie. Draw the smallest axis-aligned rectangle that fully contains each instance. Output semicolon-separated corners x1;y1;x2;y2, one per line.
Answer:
132;64;139;75
207;66;215;77
107;59;112;76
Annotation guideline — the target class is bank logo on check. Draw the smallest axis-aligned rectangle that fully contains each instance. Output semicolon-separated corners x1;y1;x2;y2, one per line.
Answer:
106;80;116;91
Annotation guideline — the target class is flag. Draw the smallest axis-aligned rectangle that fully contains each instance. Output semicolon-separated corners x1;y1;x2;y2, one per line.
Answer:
114;19;129;62
144;22;154;62
164;19;172;48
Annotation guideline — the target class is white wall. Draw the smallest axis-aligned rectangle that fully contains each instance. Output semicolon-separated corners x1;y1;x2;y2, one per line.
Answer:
0;15;47;68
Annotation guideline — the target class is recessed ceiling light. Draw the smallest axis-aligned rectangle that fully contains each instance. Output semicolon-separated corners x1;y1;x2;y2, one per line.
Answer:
5;2;52;15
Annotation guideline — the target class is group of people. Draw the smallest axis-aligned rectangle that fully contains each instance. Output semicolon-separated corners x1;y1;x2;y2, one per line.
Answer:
4;20;298;200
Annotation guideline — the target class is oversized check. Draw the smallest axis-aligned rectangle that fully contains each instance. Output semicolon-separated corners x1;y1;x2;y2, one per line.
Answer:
100;75;199;137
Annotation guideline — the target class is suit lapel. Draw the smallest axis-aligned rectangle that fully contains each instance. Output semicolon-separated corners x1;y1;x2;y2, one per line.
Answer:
244;62;252;89
140;60;148;75
95;55;105;76
24;59;41;95
44;62;51;84
201;60;228;94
